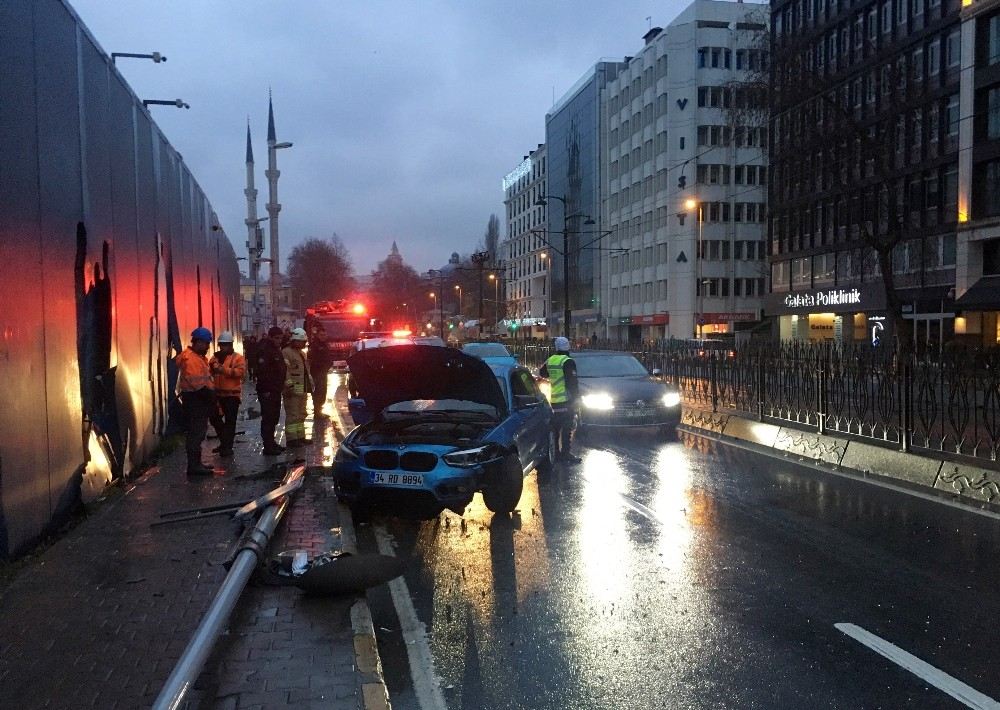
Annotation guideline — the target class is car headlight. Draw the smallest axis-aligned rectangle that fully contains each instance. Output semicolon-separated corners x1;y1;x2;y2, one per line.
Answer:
581;393;614;410
442;443;504;468
335;440;359;461
662;391;681;408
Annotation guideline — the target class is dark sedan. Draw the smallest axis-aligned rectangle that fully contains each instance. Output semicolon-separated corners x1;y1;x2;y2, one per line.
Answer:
572;351;681;435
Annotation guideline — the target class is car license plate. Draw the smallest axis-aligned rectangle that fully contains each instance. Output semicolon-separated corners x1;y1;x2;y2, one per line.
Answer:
625;408;648;418
368;471;424;487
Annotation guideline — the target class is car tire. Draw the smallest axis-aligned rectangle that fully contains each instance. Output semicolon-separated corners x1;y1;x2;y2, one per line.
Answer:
482;453;523;514
536;430;556;475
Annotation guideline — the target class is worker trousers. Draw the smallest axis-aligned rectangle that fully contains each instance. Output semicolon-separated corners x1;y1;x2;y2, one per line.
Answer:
283;391;307;442
209;396;240;453
551;406;577;459
311;370;328;415
181;388;213;471
258;390;282;448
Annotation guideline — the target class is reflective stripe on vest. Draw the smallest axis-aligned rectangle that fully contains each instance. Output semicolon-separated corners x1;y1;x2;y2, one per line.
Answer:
546;354;570;404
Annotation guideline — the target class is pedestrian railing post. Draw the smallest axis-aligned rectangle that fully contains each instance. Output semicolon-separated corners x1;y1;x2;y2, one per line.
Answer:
710;353;719;413
757;355;765;422
817;356;827;435
900;358;912;453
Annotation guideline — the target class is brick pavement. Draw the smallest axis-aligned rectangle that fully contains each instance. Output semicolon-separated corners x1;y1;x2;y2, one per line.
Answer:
0;379;389;710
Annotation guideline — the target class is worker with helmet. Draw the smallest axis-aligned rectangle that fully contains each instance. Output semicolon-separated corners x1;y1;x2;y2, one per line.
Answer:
256;326;288;455
282;327;314;447
209;331;246;457
176;327;216;476
539;336;582;464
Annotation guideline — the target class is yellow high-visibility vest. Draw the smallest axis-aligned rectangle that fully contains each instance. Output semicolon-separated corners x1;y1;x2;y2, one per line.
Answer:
546;354;570;405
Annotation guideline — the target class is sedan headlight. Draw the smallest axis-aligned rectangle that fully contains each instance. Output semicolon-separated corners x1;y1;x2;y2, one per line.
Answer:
661;391;681;408
442;443;504;468
581;393;614;410
334;440;359;461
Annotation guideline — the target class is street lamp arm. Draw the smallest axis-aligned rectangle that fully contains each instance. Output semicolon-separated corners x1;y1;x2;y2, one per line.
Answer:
576;229;616;252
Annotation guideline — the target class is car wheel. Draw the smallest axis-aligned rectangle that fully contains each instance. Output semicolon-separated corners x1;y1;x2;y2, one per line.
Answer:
536;430;556;475
482;453;523;514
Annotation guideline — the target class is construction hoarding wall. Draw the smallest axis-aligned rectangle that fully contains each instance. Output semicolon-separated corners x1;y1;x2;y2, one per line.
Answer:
0;0;241;556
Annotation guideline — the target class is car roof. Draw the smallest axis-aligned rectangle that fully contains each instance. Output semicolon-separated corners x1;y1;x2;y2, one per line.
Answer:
570;350;639;357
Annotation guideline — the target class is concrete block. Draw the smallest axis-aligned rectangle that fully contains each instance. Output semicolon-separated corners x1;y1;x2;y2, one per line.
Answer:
840;441;942;488
773;427;849;466
721;417;782;449
934;461;1000;504
681;407;729;434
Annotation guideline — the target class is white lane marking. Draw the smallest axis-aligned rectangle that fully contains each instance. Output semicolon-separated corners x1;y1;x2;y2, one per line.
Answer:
836;623;1000;709
374;525;448;710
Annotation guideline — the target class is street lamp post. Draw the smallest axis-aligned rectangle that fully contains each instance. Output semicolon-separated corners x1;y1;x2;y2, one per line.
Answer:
454;284;462;318
489;274;499;334
142;98;189;109
685;199;704;338
427;270;446;340
112;51;166;64
471;250;490;337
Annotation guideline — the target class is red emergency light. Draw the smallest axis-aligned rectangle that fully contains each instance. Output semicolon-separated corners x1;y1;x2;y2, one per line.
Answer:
352;303;366;315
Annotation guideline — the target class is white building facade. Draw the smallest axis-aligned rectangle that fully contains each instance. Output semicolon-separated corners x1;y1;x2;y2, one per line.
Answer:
501;144;550;337
602;0;769;341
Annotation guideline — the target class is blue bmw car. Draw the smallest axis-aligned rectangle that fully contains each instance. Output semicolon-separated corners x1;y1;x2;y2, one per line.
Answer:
334;345;554;517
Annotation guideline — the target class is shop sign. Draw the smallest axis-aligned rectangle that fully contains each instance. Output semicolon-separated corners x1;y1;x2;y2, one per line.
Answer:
783;288;862;309
701;312;757;323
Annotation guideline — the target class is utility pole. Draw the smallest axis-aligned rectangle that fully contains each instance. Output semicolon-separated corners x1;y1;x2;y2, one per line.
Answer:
471;250;489;337
562;223;571;338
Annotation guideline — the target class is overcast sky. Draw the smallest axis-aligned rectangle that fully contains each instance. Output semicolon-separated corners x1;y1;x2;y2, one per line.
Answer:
71;0;696;275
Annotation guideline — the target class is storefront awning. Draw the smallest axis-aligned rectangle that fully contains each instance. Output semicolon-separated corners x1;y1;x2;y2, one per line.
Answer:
955;277;1000;309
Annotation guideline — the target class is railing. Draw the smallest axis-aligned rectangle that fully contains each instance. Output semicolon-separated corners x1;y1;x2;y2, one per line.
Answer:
509;339;1000;468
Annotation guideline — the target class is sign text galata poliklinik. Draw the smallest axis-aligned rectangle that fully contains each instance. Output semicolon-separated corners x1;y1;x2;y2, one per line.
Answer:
783;288;862;309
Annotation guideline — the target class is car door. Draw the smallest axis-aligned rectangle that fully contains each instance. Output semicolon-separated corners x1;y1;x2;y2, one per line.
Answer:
510;369;547;464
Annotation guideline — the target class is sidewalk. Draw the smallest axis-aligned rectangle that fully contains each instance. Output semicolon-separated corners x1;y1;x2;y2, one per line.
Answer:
679;405;1000;513
0;381;388;710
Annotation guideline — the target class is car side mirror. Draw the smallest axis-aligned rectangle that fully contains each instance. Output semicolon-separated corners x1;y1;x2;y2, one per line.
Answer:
348;398;371;425
514;394;538;410
651;368;662;377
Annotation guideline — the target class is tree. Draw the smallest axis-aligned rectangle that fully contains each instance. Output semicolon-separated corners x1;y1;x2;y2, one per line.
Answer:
484;214;500;263
370;251;424;326
287;235;354;310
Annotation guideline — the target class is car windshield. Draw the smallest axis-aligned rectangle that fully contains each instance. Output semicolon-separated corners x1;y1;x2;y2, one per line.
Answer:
574;354;649;377
464;343;511;358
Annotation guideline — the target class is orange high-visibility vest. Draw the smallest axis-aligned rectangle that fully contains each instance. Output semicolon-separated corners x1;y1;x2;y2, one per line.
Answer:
212;352;246;398
176;347;214;393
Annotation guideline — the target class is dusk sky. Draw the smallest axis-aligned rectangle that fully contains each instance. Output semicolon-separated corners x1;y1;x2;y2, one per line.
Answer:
70;0;690;276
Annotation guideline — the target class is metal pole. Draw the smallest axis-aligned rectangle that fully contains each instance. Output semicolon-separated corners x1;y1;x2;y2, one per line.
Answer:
438;277;444;341
153;465;304;710
563;222;571;338
697;204;703;339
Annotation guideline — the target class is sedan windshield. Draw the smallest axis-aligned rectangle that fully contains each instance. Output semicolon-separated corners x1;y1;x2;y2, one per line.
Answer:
464;343;512;358
574;354;648;377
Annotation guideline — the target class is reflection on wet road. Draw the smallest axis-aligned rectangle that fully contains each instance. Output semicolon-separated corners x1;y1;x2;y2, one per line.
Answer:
355;425;1000;709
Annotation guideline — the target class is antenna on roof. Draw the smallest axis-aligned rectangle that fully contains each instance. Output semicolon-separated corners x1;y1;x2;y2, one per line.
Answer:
646;15;652;30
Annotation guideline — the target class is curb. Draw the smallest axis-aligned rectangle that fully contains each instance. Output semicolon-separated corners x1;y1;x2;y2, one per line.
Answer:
679;407;1000;518
339;488;391;710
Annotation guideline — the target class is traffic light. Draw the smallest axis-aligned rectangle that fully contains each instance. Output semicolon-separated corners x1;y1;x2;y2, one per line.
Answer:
677;175;687;189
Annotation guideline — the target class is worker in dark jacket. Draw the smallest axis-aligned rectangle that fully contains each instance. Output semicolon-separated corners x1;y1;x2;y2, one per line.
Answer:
539;336;581;464
256;326;287;455
308;328;334;417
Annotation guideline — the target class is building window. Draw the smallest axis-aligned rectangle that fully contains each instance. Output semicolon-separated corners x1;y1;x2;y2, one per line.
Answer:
975;160;1000;218
943;163;959;222
946;28;961;75
988;86;1000;140
990;15;1000;65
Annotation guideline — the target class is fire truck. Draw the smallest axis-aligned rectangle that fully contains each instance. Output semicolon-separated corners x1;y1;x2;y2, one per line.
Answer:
304;300;378;369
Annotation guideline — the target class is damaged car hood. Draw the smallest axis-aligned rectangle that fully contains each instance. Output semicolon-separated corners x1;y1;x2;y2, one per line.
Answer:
347;344;507;416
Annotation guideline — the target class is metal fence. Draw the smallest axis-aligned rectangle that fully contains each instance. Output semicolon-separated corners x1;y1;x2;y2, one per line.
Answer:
509;340;1000;468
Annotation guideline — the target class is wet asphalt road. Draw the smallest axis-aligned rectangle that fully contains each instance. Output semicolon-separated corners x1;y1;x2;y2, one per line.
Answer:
354;427;1000;710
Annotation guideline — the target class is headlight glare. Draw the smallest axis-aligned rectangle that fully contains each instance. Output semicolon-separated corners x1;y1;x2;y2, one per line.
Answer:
662;391;682;408
581;393;614;410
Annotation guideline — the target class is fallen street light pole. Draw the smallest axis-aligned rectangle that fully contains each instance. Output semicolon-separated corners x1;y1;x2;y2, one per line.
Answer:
152;464;306;710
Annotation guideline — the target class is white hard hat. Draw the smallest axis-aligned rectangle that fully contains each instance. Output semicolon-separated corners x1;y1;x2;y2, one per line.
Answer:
217;331;234;344
554;336;570;352
290;327;308;342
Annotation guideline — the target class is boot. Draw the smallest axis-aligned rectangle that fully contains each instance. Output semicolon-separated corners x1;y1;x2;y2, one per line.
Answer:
262;444;285;456
187;464;214;476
